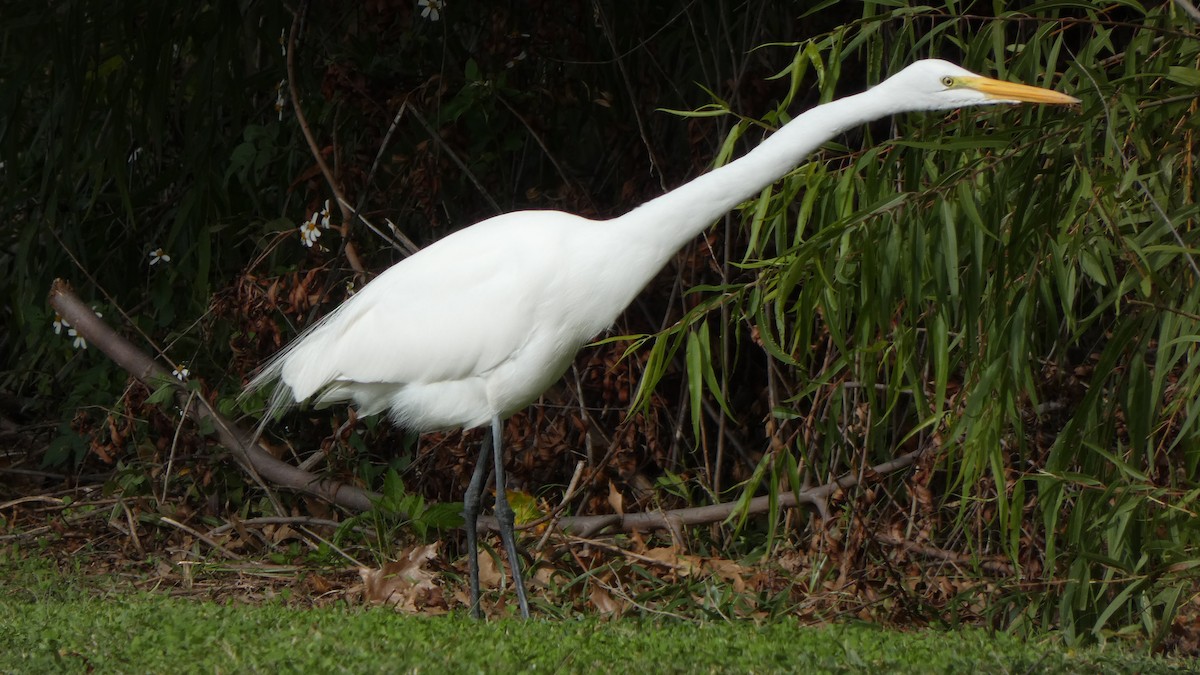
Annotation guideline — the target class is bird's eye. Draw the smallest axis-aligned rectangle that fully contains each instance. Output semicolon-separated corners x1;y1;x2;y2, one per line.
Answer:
941;76;955;88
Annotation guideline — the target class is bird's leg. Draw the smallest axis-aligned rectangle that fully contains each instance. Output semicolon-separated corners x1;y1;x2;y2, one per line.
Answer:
463;427;493;619
490;415;531;618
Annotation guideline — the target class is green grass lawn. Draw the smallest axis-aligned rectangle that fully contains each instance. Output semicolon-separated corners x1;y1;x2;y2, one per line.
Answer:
0;560;1189;674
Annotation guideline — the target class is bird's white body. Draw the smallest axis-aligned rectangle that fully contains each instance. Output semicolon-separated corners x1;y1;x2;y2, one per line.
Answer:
246;59;1076;618
265;209;650;430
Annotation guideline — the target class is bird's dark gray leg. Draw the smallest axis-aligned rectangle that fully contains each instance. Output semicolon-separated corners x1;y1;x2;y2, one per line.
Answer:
489;415;530;618
463;427;493;619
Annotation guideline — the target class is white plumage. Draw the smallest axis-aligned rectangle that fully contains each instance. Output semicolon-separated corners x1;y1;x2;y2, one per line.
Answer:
246;59;1077;618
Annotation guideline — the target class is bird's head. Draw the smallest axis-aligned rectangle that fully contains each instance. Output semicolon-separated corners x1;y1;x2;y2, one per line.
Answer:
879;58;1079;111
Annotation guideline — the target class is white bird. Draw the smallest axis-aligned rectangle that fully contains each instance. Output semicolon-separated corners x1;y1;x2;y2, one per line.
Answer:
246;59;1078;618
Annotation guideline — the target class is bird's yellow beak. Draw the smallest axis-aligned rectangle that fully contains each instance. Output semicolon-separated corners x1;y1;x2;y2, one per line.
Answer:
961;76;1080;105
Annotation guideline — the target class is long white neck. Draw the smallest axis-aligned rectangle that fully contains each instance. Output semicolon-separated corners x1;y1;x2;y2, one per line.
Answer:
610;87;899;261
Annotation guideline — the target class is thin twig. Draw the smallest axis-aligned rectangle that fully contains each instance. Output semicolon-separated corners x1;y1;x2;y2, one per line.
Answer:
535;461;586;552
160;389;193;502
346;100;420;256
335;196;418;255
299;525;365;567
407;106;502;214
207;516;343;536
0;495;65;510
158;516;245;560
495;94;597;213
285;4;366;276
594;2;665;191
119;500;144;557
562;535;691;571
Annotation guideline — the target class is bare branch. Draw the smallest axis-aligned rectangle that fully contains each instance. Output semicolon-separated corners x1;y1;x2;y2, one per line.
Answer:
555;448;924;537
48;279;377;513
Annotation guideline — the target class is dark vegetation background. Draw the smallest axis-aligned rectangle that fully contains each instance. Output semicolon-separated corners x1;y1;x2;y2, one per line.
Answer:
1;0;1198;650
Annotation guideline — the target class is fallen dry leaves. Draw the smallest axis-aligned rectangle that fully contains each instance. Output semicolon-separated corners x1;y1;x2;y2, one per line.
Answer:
358;542;445;614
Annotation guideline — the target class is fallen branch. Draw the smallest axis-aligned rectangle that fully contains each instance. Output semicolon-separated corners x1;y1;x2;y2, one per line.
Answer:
558;450;923;538
48;278;924;538
49;279;376;513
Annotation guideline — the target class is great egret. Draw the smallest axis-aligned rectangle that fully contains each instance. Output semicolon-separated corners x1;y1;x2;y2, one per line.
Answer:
246;59;1078;618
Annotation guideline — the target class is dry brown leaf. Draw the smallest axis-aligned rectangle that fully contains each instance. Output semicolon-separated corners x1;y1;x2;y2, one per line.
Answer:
589;585;622;616
644;546;701;576
305;573;336;595
628;529;647;553
532;564;555;589
777;550;806;574
607;481;624;515
476;550;504;589
359;542;443;613
705;558;747;593
267;524;295;545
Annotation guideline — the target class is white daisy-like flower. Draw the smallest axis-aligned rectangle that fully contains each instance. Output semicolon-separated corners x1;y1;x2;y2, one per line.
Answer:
418;0;443;21
53;313;69;335
149;247;171;265
318;199;332;228
68;326;87;350
173;364;190;381
506;51;527;69
299;216;322;247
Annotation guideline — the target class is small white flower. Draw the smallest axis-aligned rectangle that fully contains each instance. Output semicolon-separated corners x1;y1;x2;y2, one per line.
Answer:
299;200;335;247
53;313;69;335
173;364;190;381
299;217;322;247
68;327;87;350
149;247;171;265
319;199;332;228
506;51;527;69
418;0;443;21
